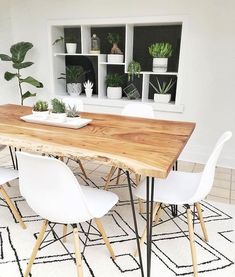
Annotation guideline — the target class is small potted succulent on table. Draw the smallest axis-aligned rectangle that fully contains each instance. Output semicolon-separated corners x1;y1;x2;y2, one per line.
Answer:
51;98;66;121
66;105;80;121
148;42;173;73
32;100;49;119
83;80;94;98
106;73;124;99
107;33;124;63
150;77;176;103
58;66;87;96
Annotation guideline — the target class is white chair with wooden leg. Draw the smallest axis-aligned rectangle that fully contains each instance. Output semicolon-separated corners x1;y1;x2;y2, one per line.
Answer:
105;103;154;191
16;151;118;277
60;97;88;179
134;131;232;277
0;167;26;229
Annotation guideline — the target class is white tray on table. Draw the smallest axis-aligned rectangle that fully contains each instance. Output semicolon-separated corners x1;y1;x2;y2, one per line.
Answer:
20;114;92;129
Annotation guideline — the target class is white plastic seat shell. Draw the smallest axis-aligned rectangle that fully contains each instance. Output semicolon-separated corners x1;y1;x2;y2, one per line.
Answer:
16;152;118;224
0;167;18;185
122;103;154;119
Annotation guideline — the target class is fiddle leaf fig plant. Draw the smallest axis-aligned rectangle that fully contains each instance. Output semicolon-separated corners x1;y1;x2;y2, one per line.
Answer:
0;41;43;105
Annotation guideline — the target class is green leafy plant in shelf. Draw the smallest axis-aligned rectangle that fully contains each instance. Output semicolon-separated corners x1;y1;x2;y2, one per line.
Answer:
127;60;141;81
107;33;123;54
106;73;124;87
66;105;80;118
52;35;77;46
0;42;43;105
51;98;66;113
150;77;176;94
33;100;49;112
148;42;173;58
58;66;87;83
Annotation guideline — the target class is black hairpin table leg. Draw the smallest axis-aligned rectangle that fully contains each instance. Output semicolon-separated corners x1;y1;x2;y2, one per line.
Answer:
126;171;145;277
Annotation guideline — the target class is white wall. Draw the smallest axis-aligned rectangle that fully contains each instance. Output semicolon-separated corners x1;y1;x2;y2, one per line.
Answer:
1;0;235;167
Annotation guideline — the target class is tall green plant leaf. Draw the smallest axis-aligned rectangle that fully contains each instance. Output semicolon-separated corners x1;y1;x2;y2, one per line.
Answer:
20;76;43;88
13;62;33;69
0;54;12;61
22;91;36;101
10;42;33;64
4;72;18;81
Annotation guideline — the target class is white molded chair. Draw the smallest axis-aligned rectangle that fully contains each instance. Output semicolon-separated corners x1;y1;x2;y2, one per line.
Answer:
16;152;118;277
105;103;154;190
0;167;26;229
134;131;232;277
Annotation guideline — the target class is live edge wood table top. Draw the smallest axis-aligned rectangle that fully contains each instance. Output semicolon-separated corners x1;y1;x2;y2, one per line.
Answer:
0;104;195;179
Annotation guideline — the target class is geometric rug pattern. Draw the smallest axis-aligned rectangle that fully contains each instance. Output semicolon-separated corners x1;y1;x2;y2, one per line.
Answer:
0;165;234;277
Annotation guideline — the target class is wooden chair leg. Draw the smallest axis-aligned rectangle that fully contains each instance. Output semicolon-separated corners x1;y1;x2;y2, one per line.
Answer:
0;186;26;229
134;203;161;257
116;168;122;185
95;218;116;260
104;166;117;190
63;224;68;242
73;226;83;277
195;202;209;242
77;160;88;179
186;207;198;277
24;220;48;277
135;174;144;214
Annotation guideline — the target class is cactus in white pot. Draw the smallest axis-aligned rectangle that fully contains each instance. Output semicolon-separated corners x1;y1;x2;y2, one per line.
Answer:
84;80;94;98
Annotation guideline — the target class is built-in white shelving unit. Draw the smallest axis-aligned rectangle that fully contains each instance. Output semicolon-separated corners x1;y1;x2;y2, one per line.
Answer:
49;16;187;113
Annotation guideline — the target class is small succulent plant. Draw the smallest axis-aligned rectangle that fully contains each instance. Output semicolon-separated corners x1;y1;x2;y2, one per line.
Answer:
33;100;49;112
150;78;176;94
66;105;80;118
83;80;94;90
148;42;173;58
51;98;66;113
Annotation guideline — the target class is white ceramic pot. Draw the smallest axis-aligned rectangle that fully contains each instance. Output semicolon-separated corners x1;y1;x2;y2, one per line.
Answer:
32;110;49;119
50;112;67;122
154;93;171;103
85;88;93;98
67;83;82;96
107;87;122;99
66;43;77;54
107;54;124;63
153;58;168;73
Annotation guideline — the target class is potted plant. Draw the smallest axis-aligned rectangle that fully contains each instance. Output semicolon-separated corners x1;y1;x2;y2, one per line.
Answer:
51;98;66;121
83;80;94;98
58;66;87;96
127;60;141;82
106;73;124;99
150;77;176;103
32;100;49;119
107;33;124;63
0;41;43;105
66;105;80;121
52;36;77;54
148;42;173;73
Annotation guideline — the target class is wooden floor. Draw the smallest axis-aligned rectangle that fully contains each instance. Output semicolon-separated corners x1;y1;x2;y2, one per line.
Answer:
0;147;234;205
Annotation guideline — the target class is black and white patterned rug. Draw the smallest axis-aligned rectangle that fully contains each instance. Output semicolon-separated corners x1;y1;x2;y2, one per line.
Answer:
0;170;234;277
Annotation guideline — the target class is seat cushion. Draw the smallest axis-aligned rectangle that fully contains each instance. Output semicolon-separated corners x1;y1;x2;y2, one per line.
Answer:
0;167;18;185
135;171;202;205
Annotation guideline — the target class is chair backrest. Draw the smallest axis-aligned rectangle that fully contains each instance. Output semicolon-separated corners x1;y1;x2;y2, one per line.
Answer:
16;152;92;223
62;97;84;112
122;103;154;119
190;131;232;202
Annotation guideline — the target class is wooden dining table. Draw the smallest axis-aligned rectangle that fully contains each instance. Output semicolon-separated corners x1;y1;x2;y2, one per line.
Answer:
0;104;195;277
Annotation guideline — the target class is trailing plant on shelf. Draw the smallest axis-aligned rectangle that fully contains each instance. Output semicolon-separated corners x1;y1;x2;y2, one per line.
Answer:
66;105;80;118
58;66;87;96
0;42;43;105
33;100;49;112
148;42;173;73
150;77;176;103
52;35;77;53
106;73;124;100
51;98;66;113
127;60;141;81
107;33;123;63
